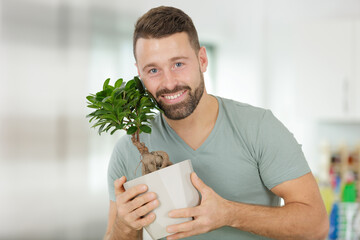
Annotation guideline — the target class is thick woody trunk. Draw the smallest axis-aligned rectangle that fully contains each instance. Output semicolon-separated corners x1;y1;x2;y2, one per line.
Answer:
131;134;149;155
131;134;172;175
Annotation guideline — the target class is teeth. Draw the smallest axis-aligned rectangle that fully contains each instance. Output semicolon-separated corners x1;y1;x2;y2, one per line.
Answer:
164;91;184;100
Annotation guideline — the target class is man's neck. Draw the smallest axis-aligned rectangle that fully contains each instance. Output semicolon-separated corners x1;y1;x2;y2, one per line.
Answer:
163;92;219;150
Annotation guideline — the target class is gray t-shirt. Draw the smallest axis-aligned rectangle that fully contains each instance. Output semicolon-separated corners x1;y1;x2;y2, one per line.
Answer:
107;96;311;240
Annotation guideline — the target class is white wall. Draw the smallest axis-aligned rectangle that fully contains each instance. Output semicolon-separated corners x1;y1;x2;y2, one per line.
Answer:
264;5;360;175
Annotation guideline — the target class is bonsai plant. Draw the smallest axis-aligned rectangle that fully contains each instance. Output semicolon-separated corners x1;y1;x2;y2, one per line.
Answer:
86;76;173;175
86;77;199;239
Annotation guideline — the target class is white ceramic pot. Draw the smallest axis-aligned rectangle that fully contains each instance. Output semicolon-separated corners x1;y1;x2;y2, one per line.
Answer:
123;159;200;240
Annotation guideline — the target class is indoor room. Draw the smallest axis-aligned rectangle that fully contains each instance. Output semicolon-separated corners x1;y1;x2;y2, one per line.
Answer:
0;0;359;239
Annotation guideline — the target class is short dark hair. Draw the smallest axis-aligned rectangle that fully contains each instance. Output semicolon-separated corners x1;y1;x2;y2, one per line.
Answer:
133;6;200;59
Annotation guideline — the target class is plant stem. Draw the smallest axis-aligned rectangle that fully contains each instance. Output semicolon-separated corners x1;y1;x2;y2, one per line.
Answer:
131;133;149;155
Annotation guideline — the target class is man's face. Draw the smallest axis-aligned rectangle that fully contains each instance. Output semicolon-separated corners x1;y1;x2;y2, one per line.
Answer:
135;32;208;120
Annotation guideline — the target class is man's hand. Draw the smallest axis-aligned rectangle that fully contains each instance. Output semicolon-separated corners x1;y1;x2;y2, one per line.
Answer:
166;173;232;240
114;176;159;230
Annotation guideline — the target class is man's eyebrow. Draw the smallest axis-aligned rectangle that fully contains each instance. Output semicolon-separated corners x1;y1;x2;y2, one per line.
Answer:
142;63;157;72
170;56;189;62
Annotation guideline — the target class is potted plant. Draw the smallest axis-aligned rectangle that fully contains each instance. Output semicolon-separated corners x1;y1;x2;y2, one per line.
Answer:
86;76;173;174
86;77;199;239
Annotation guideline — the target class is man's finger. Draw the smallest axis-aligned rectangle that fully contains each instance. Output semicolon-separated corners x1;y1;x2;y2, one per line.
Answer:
137;212;157;227
129;198;159;221
168;207;198;218
191;172;208;194
167;218;196;234
114;176;126;195
122;184;148;201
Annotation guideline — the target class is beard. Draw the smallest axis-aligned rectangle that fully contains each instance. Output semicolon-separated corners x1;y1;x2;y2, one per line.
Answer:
155;72;205;120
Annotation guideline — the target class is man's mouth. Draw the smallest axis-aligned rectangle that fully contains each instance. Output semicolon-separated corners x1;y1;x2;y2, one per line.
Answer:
159;90;188;104
163;90;186;100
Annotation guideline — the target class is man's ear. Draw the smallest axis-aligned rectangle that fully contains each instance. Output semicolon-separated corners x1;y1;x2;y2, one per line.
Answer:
135;62;141;78
198;47;208;73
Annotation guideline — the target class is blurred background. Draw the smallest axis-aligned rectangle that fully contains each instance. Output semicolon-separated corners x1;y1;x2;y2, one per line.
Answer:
1;0;360;239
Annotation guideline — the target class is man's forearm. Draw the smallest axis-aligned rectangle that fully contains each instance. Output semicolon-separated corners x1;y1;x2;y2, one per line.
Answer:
105;217;143;240
226;201;328;240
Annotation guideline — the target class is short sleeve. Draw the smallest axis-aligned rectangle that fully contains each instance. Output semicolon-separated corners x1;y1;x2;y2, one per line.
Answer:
256;110;311;190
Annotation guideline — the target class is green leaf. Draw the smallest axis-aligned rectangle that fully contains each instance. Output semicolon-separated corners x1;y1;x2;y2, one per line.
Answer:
105;85;115;92
100;102;113;111
94;110;112;116
98;123;108;135
91;120;106;128
116;112;127;121
88;115;97;123
113;89;123;100
140;107;152;113
125;80;135;91
86;95;95;103
139;125;151;134
102;96;112;103
100;114;118;122
115;78;123;88
126;126;138;135
128;98;139;108
115;99;127;108
103;78;111;90
134;76;145;94
139;113;147;121
140;96;148;105
129;113;137;120
86;112;96;119
95;90;107;102
87;104;99;109
110;128;118;135
105;124;114;132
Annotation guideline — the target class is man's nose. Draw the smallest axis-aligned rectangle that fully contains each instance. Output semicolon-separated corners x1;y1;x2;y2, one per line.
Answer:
161;69;178;91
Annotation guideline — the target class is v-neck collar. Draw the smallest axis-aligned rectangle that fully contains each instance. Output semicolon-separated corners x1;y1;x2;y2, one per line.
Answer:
160;96;223;156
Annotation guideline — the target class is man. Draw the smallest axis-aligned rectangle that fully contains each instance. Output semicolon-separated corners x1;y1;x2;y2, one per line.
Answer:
104;6;329;240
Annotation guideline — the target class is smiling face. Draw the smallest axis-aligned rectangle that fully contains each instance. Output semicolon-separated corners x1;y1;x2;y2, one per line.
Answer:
135;32;208;120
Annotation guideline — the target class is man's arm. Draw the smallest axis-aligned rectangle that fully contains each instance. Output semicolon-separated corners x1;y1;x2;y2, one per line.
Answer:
227;172;329;239
166;172;329;240
104;176;159;240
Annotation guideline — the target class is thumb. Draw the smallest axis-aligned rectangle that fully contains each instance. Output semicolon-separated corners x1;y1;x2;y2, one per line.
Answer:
114;176;126;195
191;172;208;194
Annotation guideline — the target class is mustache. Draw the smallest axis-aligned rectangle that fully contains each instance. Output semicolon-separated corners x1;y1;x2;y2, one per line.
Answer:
156;85;191;98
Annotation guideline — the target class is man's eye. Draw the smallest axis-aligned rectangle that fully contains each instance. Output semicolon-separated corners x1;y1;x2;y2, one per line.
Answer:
175;62;183;67
149;68;158;74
